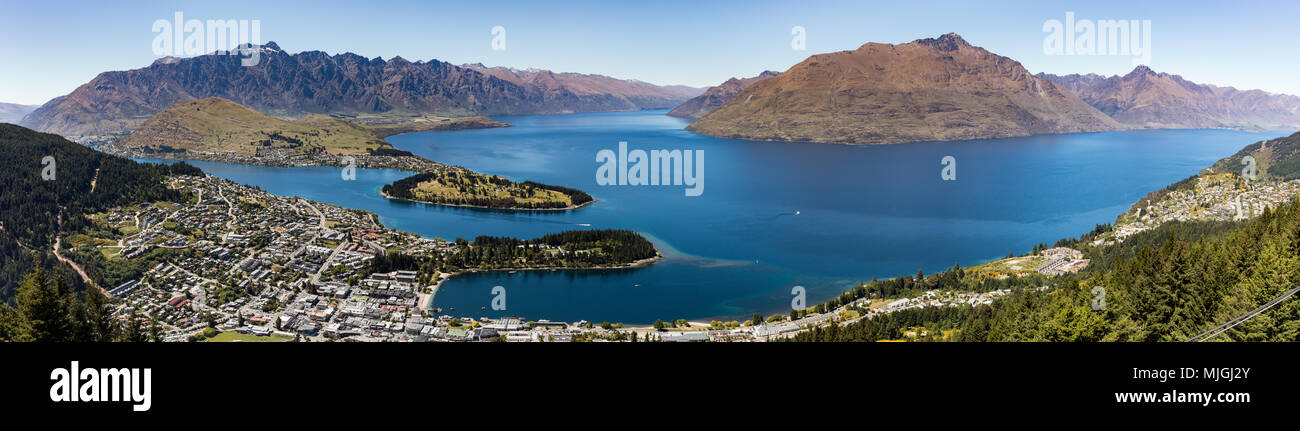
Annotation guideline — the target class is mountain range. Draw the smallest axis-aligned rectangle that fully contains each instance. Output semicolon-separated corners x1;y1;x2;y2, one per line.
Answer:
461;64;701;111
685;33;1120;145
20;36;1300;145
1039;66;1300;130
19;42;701;137
0;103;37;123
667;70;779;119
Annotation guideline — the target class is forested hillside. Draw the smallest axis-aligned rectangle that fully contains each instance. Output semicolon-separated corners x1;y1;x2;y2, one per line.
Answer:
0;123;197;303
789;197;1300;342
451;229;658;269
1206;132;1300;181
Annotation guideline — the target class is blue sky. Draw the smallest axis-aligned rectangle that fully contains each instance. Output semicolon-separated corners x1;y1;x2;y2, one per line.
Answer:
2;0;1297;105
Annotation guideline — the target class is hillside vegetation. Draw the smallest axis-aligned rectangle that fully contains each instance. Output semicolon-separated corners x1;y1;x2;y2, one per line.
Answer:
0;124;197;302
383;171;593;210
117;98;392;156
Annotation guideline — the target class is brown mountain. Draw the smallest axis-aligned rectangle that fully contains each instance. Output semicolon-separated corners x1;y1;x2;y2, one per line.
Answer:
1039;66;1300;130
462;64;701;112
21;42;699;136
686;33;1120;145
667;70;779;119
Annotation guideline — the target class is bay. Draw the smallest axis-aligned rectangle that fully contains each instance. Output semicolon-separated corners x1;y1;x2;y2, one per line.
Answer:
142;109;1292;324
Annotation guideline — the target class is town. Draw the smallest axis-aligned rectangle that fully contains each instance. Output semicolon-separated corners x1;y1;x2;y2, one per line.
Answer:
80;172;1024;342
1097;172;1300;245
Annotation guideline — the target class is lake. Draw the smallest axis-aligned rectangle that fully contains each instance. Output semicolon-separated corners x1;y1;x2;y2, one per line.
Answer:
141;110;1292;324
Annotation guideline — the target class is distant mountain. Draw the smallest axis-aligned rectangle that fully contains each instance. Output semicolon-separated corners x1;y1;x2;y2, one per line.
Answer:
1039;66;1300;130
461;64;701;112
687;34;1119;145
21;42;700;136
667;70;779;119
115;97;393;157
0;103;38;123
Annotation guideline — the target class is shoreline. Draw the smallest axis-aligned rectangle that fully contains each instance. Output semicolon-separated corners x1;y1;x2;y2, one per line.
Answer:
379;188;596;212
423;254;663;311
680;124;1286;147
118;151;424;170
121;151;596;212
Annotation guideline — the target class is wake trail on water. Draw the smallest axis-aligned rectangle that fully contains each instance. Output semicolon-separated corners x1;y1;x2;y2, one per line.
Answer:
759;210;801;221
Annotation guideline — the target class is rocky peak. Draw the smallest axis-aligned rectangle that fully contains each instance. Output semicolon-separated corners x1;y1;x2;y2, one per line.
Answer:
1126;65;1157;78
915;33;970;52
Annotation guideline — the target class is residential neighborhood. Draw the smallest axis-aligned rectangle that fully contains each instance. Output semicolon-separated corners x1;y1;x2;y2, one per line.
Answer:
1098;174;1300;245
93;174;1065;342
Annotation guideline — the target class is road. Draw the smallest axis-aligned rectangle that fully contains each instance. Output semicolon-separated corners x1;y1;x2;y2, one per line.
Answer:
51;167;107;294
312;240;350;283
302;198;327;229
218;184;237;230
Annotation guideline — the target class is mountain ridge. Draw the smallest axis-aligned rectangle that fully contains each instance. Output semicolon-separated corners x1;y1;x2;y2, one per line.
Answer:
686;33;1121;145
21;42;700;137
667;70;779;119
1038;67;1300;130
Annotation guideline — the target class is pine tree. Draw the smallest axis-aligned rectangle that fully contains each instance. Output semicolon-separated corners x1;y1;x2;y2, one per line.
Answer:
123;310;143;342
0;304;33;342
79;287;115;342
16;268;76;342
1226;241;1298;341
149;316;161;342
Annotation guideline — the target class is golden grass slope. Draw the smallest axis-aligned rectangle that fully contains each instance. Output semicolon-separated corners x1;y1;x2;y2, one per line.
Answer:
118;98;392;156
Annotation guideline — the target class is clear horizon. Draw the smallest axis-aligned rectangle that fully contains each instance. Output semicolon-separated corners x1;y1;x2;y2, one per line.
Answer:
2;0;1298;105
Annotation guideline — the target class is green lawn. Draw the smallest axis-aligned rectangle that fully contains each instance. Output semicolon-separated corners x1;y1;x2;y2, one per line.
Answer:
99;246;123;259
203;331;292;342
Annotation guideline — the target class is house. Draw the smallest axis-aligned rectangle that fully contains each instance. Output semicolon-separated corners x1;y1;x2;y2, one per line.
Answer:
752;323;799;338
504;331;539;342
1041;247;1083;260
660;331;709;342
297;323;319;336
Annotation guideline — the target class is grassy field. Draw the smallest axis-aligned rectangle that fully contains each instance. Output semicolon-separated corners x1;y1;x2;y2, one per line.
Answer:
975;255;1049;277
119;98;510;159
99;246;123;259
203;331;292;342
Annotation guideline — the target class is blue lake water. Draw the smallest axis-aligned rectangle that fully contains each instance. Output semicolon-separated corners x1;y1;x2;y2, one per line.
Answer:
140;110;1293;323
